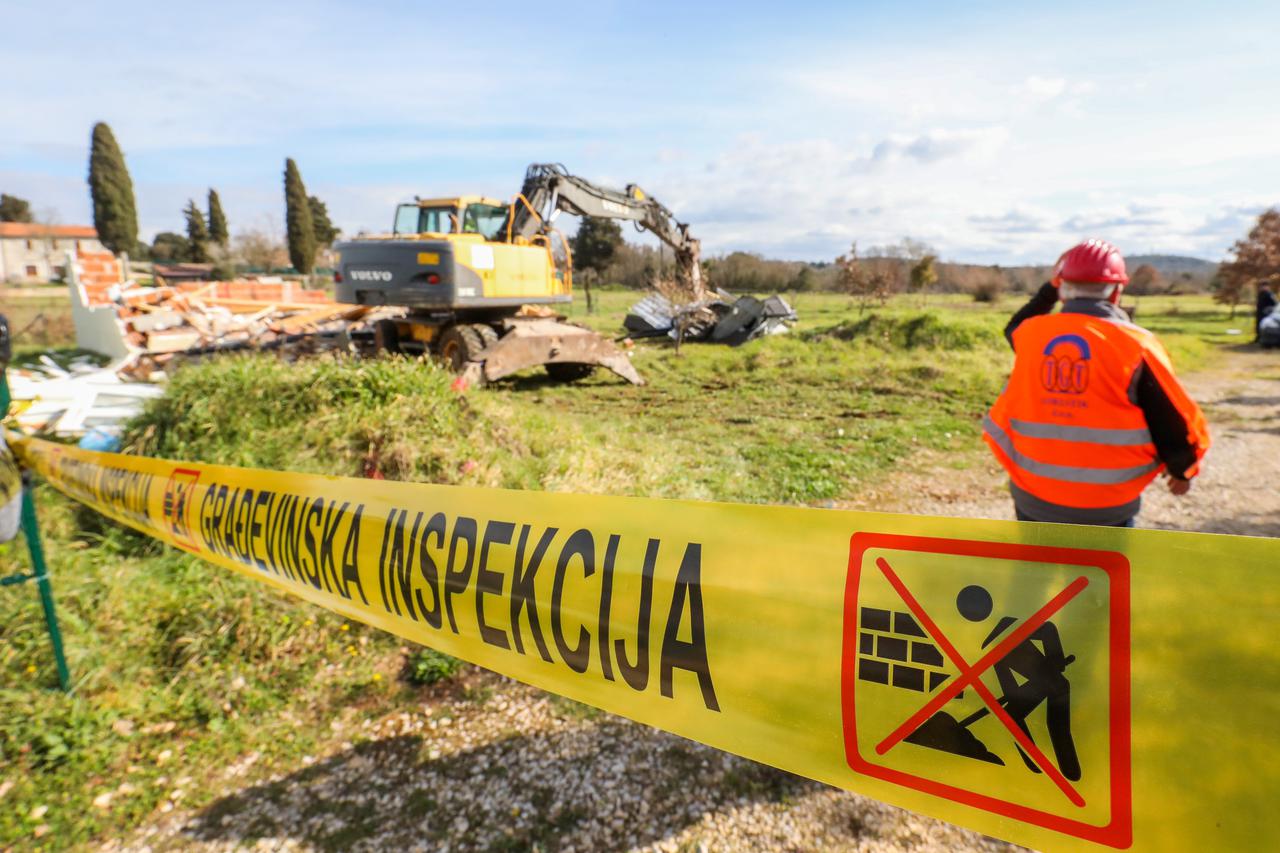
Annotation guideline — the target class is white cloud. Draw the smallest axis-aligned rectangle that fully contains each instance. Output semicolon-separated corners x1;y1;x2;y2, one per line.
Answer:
969;209;1053;235
871;127;1009;165
1019;75;1068;100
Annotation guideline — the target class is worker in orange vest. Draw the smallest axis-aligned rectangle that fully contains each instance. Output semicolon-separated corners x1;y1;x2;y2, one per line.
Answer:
984;239;1210;526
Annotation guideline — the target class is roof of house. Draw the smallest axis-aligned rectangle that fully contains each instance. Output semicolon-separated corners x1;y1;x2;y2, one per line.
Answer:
0;222;99;239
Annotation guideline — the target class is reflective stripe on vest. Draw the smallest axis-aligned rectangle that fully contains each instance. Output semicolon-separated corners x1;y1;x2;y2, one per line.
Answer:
1008;418;1153;446
984;414;1161;485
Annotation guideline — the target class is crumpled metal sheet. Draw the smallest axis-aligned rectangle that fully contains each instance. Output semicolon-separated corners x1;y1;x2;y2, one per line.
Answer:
624;291;797;345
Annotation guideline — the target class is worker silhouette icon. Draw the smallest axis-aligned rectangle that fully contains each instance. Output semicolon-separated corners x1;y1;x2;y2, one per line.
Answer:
905;584;1081;781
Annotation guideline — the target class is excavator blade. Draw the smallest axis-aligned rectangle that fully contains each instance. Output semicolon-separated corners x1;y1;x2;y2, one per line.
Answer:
474;318;644;385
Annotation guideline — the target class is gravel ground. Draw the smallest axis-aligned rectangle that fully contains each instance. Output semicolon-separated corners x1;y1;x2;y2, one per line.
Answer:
109;348;1277;853
109;682;1015;853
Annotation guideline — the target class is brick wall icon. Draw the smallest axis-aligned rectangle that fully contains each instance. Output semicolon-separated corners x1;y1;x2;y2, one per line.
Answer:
856;606;960;697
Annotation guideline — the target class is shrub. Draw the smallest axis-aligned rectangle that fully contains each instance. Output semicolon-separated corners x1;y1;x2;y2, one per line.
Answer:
972;278;1003;303
404;648;464;685
125;354;474;481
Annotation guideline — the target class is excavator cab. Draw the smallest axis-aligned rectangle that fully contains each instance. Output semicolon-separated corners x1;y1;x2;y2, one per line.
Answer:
460;202;508;240
392;197;510;242
393;202;455;235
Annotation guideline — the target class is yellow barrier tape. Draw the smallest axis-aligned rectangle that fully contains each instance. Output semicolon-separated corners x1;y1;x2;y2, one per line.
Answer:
10;432;1280;851
0;433;20;543
0;433;19;505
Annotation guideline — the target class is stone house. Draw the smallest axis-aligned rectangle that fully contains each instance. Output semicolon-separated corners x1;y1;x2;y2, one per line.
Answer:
0;223;106;283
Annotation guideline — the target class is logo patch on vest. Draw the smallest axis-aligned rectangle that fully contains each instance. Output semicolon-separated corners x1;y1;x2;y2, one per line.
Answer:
1040;334;1091;395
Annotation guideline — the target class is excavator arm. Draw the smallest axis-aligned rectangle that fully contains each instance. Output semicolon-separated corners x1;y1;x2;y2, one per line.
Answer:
507;163;706;300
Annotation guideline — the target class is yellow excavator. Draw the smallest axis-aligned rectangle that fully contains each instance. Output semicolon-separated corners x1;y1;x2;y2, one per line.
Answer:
333;163;704;385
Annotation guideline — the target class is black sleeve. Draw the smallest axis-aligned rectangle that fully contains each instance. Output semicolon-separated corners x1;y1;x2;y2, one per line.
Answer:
1004;282;1059;348
1133;360;1198;479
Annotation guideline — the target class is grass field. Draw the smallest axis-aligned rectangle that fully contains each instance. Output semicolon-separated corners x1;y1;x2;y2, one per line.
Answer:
0;286;1248;847
0;291;76;354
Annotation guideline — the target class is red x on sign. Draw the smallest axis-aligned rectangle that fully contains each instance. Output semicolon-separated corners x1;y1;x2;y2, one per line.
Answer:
842;532;1131;848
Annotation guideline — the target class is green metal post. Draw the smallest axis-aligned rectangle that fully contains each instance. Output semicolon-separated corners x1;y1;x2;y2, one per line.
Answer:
21;478;72;692
1;313;71;692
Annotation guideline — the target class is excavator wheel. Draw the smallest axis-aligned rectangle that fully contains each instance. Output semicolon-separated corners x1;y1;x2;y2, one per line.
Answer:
437;325;485;371
545;363;595;382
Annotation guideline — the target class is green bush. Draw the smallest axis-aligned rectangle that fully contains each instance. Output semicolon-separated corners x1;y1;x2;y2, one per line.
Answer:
404;648;464;685
126;354;475;481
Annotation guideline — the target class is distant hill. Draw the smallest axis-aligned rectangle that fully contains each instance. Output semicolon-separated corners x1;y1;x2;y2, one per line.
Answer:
928;253;1219;296
1124;255;1218;278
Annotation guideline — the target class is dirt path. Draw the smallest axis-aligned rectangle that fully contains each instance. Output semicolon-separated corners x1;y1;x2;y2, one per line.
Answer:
841;347;1280;536
112;350;1277;853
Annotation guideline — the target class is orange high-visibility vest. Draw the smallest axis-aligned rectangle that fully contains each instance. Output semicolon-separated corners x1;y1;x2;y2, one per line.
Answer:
984;312;1209;510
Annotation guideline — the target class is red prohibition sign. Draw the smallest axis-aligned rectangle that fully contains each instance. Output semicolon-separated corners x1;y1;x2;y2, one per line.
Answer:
841;532;1132;849
873;557;1089;806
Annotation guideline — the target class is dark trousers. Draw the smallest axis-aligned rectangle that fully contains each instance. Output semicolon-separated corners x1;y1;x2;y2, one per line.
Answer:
1016;508;1136;528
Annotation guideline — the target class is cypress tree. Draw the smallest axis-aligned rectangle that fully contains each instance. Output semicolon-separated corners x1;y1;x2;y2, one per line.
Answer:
87;122;138;256
184;199;210;263
207;188;229;247
308;195;340;246
283;158;315;274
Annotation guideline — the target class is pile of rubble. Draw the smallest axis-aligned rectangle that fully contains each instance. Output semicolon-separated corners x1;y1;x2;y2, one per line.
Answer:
70;250;368;374
624;290;797;345
7;249;369;443
5;354;162;443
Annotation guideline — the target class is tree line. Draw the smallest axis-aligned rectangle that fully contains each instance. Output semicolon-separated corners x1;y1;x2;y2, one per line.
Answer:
570;217;1048;303
72;122;339;278
565;213;1227;305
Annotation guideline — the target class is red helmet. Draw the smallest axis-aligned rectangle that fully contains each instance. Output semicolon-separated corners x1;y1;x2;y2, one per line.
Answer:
1056;239;1128;285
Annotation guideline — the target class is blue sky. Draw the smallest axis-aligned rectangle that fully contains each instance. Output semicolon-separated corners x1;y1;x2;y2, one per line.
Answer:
2;0;1278;263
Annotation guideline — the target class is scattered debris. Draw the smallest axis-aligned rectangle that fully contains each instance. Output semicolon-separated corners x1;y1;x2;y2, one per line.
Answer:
66;248;369;375
8;250;373;440
624;290;797;345
5;355;163;439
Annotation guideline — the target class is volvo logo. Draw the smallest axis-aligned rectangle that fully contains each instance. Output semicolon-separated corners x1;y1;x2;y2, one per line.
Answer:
1040;334;1091;394
350;269;393;282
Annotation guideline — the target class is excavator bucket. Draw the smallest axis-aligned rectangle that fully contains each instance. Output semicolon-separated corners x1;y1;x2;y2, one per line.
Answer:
462;318;644;386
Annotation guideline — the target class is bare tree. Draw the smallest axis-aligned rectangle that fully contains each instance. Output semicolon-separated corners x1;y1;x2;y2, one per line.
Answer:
1217;209;1280;318
1127;263;1163;296
35;207;64;280
233;221;288;272
836;242;893;313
